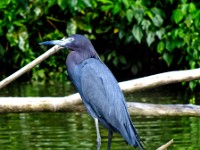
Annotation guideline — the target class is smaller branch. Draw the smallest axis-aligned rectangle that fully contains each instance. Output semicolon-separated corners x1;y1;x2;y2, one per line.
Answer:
156;139;173;150
119;68;200;93
0;45;62;89
46;19;58;30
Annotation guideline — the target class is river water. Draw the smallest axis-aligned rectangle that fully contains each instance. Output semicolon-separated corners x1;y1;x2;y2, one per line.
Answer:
0;82;199;150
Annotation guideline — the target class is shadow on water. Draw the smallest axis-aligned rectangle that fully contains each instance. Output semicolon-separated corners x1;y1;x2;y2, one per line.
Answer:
0;82;200;149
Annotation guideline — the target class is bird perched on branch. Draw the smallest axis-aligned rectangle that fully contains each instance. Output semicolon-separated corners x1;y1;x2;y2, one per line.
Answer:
39;34;143;150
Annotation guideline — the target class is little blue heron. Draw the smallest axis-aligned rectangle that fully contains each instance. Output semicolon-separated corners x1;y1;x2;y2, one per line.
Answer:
39;34;144;150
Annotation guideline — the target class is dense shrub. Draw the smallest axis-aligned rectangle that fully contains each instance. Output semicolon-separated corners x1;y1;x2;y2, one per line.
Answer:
0;0;200;89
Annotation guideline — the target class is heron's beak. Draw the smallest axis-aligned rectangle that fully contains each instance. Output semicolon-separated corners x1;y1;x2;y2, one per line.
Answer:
39;37;74;47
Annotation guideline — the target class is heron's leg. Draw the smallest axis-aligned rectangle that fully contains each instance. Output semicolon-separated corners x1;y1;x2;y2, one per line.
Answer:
94;118;101;150
107;130;113;150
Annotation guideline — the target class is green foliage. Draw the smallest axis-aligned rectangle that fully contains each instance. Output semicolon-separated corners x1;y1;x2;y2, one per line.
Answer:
156;1;200;90
0;0;200;90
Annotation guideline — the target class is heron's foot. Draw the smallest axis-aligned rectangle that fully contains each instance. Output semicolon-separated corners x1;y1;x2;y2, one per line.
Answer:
95;118;101;150
96;135;101;150
107;131;113;150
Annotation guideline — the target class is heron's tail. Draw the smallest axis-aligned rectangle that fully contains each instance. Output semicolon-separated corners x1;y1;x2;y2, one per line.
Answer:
123;122;144;150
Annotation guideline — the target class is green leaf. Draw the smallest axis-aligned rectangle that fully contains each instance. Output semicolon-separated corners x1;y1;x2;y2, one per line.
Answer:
98;0;112;4
119;56;127;64
38;70;45;78
125;35;133;44
131;65;138;75
122;0;129;9
189;81;196;91
157;41;165;54
13;21;25;27
0;0;11;9
172;9;184;24
163;52;174;66
112;2;121;15
132;25;143;43
150;7;165;27
118;30;125;39
100;5;113;11
126;9;134;22
146;31;155;47
6;32;18;47
57;0;72;10
151;14;163;27
165;40;176;52
146;10;153;19
113;58;119;66
191;61;196;69
134;8;144;24
66;19;77;35
156;28;165;39
185;15;193;27
81;0;92;7
141;19;151;31
151;7;165;18
95;26;112;34
188;3;196;13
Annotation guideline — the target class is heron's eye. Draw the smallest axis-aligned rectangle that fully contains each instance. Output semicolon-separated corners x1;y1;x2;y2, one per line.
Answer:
68;37;75;42
61;37;75;44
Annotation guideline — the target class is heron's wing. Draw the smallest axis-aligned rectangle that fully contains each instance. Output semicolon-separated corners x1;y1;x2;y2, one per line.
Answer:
80;58;129;130
80;58;143;148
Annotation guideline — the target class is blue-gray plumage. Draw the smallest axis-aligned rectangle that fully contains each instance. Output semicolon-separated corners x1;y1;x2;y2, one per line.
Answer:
39;34;143;150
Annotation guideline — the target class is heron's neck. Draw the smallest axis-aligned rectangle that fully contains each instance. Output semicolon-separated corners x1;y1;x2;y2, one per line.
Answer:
66;50;99;73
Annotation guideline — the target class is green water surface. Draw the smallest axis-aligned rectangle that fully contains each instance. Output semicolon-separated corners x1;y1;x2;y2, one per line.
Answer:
0;82;199;150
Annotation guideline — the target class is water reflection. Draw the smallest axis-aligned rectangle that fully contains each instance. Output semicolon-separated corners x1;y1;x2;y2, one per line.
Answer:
0;112;200;150
0;82;76;97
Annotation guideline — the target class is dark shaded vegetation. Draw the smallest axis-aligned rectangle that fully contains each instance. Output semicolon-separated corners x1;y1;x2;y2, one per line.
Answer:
0;0;200;90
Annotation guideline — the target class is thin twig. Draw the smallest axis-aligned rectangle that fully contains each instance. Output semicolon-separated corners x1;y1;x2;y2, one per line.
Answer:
156;139;174;150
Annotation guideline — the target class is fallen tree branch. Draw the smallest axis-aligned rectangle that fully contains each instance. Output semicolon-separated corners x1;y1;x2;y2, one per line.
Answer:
0;96;199;116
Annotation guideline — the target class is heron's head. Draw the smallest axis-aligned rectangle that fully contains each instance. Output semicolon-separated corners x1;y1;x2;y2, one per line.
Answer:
39;34;95;52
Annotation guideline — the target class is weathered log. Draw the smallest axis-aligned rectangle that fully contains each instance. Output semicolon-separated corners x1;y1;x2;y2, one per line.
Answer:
0;96;199;116
128;103;200;116
0;94;82;113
